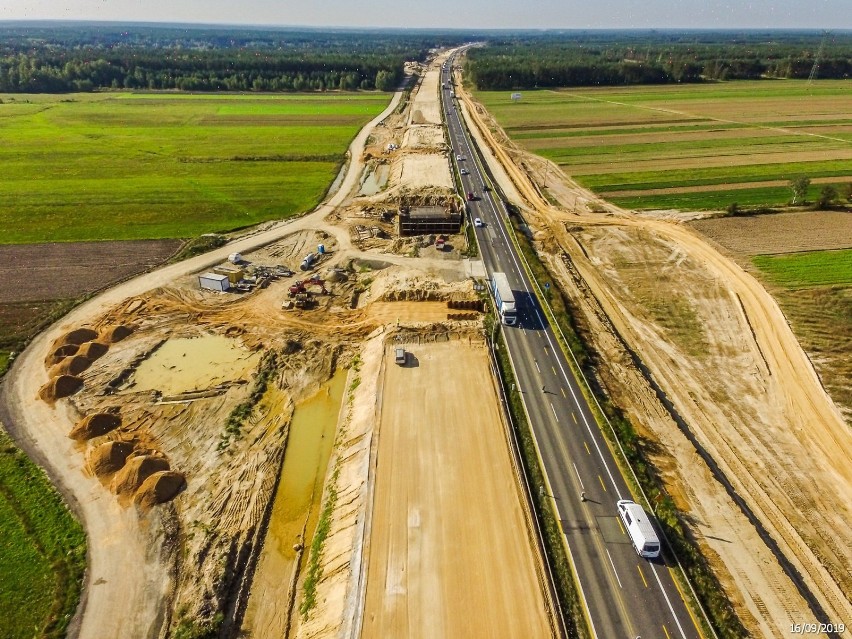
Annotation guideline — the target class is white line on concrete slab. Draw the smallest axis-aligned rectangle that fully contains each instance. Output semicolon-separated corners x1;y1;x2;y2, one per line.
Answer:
573;463;585;490
606;549;623;589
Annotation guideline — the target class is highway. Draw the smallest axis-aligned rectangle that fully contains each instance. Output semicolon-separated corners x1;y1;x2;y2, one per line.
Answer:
441;58;703;639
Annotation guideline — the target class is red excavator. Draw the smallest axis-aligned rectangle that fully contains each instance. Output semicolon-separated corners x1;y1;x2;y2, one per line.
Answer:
288;275;328;297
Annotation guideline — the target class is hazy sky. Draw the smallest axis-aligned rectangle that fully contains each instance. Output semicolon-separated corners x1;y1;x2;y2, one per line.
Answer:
1;0;849;29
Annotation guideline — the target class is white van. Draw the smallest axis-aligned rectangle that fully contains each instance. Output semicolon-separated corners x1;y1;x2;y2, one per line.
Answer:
617;499;660;558
394;347;406;365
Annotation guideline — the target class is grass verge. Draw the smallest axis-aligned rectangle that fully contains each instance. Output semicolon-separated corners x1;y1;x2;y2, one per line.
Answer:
504;205;747;638
0;430;87;639
299;466;339;620
168;234;228;263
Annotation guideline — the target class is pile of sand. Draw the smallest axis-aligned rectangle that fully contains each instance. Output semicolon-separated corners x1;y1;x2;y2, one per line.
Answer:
133;471;186;508
87;441;134;476
100;325;133;343
77;341;109;360
45;344;79;368
69;413;122;441
49;355;92;378
111;455;170;496
54;327;99;348
38;375;83;401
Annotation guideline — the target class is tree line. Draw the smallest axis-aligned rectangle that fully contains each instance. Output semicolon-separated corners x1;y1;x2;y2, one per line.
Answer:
465;31;852;89
0;24;468;93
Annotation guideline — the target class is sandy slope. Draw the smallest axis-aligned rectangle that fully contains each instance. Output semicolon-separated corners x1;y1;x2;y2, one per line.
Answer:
0;89;404;639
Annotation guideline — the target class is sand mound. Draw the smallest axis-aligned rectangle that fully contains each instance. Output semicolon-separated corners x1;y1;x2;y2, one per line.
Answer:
54;327;99;348
111;455;170;496
133;471;186;508
77;341;109;360
45;344;79;368
69;413;122;441
87;441;134;476
100;325;133;343
38;375;83;401
49;355;92;378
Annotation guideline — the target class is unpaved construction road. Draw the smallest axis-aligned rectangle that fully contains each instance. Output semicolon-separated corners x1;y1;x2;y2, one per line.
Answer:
361;340;554;639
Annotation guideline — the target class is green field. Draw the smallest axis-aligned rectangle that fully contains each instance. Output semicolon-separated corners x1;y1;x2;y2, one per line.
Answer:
749;247;852;427
474;81;852;211
752;249;852;288
0;430;86;639
0;92;389;243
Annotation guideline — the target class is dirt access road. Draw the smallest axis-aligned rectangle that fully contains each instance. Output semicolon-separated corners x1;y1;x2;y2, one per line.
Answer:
360;340;554;639
0;88;405;639
457;74;852;634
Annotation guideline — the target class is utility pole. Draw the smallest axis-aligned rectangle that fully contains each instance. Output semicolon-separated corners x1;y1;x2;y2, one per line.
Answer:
808;31;829;85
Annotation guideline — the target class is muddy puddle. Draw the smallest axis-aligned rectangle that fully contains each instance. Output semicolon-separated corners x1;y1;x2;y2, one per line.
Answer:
358;164;389;196
130;335;259;396
240;369;347;638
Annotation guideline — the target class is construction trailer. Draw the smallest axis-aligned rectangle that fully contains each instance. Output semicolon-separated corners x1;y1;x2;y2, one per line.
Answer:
198;273;230;292
213;265;244;285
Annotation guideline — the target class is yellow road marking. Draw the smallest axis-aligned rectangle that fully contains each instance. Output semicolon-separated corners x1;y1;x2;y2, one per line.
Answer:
663;624;671;639
584;441;590;455
561;387;567;398
598;475;607;492
637;564;649;588
552;366;557;375
617;518;625;535
572;413;577;424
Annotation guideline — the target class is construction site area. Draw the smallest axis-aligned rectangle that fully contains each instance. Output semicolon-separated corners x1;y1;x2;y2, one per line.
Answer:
2;43;851;639
0;51;556;639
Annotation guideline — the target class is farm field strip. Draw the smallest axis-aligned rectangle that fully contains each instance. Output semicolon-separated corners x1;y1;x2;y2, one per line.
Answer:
752;249;852;288
689;211;852;256
0;92;390;243
475;80;852;210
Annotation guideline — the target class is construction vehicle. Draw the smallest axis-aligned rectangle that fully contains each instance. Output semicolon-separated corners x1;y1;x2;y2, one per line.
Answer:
288;276;328;297
293;293;314;309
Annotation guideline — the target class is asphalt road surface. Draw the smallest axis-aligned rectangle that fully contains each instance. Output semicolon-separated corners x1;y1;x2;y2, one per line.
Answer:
441;57;702;639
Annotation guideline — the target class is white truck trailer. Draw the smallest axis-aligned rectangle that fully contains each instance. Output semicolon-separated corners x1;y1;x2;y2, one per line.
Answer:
491;272;517;326
617;499;661;558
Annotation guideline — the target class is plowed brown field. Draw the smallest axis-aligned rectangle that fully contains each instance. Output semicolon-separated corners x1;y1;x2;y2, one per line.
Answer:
0;240;182;303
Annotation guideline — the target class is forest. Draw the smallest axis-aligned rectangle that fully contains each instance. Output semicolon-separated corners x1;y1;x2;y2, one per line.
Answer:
0;24;468;93
465;31;852;89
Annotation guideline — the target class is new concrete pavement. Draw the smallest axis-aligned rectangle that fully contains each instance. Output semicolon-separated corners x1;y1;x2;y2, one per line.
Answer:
441;58;702;639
